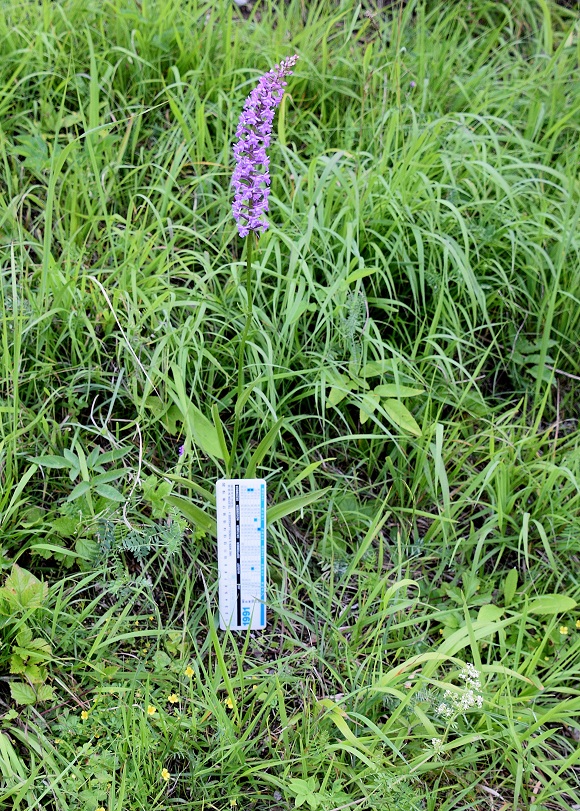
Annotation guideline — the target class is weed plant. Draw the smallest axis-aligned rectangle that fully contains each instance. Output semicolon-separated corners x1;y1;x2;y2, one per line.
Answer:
0;0;579;809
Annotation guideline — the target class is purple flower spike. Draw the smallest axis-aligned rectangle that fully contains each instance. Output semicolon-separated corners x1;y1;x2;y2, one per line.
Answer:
232;55;299;238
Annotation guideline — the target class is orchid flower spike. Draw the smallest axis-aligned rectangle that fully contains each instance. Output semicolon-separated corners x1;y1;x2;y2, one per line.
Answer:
232;55;299;238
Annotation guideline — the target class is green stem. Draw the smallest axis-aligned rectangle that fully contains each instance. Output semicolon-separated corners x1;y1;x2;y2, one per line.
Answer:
229;232;254;476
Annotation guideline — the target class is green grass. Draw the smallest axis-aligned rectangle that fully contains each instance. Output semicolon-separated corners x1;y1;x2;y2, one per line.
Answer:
0;0;579;809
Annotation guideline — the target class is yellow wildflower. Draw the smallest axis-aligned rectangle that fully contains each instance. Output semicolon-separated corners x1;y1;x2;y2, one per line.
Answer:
560;626;568;635
161;767;170;781
96;807;106;811
81;710;89;721
576;619;580;629
147;705;157;716
224;696;234;710
168;693;179;704
184;666;194;678
230;800;238;808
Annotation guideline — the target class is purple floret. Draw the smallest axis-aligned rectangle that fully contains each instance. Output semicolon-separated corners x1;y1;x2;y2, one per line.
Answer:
232;55;299;238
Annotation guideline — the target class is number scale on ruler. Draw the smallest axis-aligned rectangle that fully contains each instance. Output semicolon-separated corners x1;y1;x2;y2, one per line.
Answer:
217;479;267;631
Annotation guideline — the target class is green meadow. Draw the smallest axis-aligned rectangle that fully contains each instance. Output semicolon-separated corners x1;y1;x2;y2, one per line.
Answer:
0;0;579;808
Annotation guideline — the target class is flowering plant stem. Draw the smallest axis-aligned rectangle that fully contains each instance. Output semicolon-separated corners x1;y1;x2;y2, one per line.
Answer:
228;232;254;477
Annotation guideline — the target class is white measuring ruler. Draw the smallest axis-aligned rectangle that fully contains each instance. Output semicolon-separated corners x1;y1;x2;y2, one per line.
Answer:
216;479;267;630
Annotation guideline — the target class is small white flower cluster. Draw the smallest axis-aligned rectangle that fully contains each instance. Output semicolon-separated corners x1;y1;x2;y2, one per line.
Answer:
460;663;482;691
431;737;444;754
436;664;484;719
436;701;455;719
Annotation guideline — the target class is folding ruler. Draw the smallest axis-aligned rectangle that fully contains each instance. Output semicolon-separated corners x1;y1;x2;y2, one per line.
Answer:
216;479;267;630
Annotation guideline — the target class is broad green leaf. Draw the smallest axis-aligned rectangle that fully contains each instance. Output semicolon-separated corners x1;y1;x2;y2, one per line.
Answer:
86;447;101;468
527;594;577;615
63;448;79;466
27;455;70;469
477;604;504;623
325;372;353;407
164;495;217;537
374;384;424;398
94;484;125;502
153;650;172;670
75;537;100;563
0;564;47;610
528;364;556;385
268;488;330;524
9;682;36;705
50;517;78;537
188;403;224;459
143;395;169;418
67;481;91;501
288;778;319;810
359;392;380;424
503;568;518;607
162;404;184;435
9;655;26;674
382;399;422;436
91;469;126;485
21;663;45;684
78;790;100;806
98;447;131;465
168;365;222;457
327;386;349;407
360;360;393;378
20;506;45;526
36;684;55;702
16;626;32;647
14;638;51;660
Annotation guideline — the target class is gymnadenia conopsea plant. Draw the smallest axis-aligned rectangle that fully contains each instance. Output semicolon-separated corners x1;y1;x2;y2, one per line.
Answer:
229;55;299;474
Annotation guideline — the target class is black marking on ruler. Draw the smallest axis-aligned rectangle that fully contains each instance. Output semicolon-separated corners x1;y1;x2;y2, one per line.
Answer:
235;484;241;626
